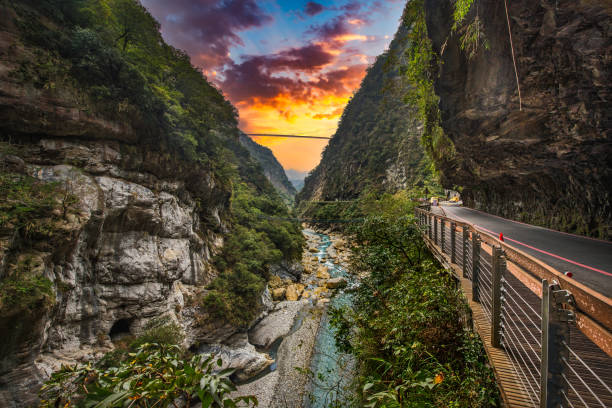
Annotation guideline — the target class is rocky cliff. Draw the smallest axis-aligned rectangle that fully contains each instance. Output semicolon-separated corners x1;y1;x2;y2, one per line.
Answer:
424;0;611;239
239;133;297;202
0;1;301;405
298;19;435;202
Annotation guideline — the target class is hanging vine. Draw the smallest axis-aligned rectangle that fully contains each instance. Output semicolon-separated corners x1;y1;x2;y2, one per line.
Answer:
402;1;455;172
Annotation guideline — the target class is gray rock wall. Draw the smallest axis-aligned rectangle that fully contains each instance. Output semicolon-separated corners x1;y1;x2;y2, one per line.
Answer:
425;0;611;238
0;138;228;406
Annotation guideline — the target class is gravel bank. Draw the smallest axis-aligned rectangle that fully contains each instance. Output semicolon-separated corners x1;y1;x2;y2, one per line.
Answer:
232;303;323;407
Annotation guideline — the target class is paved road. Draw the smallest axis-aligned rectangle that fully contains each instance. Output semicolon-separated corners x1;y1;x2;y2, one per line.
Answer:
438;206;612;298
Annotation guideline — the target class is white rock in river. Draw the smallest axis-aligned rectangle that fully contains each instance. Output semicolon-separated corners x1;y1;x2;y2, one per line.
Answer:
326;277;348;289
249;300;309;348
199;333;272;383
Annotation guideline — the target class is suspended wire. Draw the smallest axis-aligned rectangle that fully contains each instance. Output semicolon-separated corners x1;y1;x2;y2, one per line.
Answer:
479;267;493;288
561;390;576;408
502;314;542;379
479;291;493;319
501;313;541;368
502;328;541;395
501;285;542;333
481;256;493;270
502;316;542;377
257;215;364;223
245;133;331;140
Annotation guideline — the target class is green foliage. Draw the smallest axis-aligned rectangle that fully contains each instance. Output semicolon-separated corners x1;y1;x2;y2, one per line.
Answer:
458;16;489;60
298;15;435;202
452;0;489;60
0;261;54;318
202;268;266;327
0;173;65;239
202;183;304;327
13;0;237;166
401;1;456;173
39;343;258;408
452;0;476;27
129;319;185;351
298;200;362;228
330;193;500;407
9;0;304;330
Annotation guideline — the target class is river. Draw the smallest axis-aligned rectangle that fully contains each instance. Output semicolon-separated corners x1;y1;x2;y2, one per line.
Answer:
232;228;356;407
303;230;356;408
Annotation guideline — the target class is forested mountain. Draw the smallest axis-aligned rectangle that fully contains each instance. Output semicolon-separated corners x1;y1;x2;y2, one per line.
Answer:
0;0;302;404
300;0;610;239
297;18;437;202
239;133;297;202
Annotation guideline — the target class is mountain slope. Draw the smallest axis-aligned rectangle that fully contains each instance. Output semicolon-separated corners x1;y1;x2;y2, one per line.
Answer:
239;133;296;201
297;18;435;202
284;169;308;192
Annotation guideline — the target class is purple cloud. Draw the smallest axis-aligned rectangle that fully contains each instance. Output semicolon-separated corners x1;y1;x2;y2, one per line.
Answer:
304;2;324;16
141;0;273;70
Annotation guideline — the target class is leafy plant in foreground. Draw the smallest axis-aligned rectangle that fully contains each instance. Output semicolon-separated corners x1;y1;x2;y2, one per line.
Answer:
39;343;257;408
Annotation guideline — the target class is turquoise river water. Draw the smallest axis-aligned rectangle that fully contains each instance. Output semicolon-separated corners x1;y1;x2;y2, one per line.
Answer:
303;230;356;408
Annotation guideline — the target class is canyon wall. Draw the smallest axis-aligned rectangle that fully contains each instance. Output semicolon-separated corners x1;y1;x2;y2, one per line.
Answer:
424;0;611;238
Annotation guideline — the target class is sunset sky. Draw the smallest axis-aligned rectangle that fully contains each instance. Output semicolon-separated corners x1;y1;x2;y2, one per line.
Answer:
141;0;405;172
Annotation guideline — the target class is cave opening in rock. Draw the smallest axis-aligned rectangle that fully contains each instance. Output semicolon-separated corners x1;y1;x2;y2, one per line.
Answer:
109;318;133;341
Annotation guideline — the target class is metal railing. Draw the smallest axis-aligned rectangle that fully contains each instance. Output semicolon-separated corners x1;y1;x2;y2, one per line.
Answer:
415;208;612;407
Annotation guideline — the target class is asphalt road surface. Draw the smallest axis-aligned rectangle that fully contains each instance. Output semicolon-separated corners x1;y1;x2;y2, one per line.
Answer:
439;206;612;298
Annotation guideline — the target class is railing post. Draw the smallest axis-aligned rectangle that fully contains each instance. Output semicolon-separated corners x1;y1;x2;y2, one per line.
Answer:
540;280;575;408
441;220;445;252
462;226;469;278
433;216;438;244
491;246;505;348
428;215;433;240
450;223;456;263
472;233;481;303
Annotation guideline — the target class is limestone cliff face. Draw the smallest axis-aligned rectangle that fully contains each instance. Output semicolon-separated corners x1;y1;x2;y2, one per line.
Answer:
298;21;433;202
239;134;297;202
0;142;235;406
424;0;611;238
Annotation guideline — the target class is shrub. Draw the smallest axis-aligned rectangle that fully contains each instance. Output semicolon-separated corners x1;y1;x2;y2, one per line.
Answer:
0;269;54;318
39;343;257;408
330;193;500;407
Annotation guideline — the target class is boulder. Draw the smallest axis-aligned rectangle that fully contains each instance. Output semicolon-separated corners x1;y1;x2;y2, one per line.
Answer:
326;277;348;289
268;275;284;289
316;266;330;279
249;300;309;348
285;283;305;301
269;260;304;282
313;286;328;297
271;288;286;301
198;338;272;383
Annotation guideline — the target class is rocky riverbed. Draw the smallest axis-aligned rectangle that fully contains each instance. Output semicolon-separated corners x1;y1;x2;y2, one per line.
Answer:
228;228;354;407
